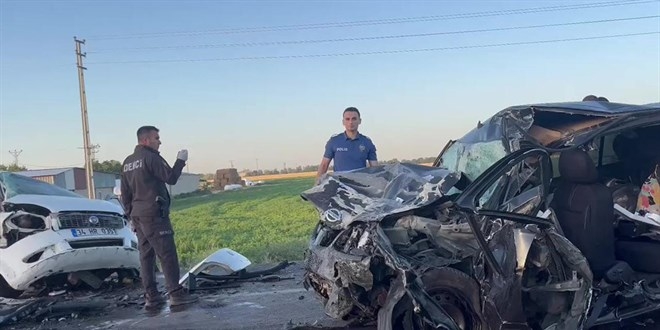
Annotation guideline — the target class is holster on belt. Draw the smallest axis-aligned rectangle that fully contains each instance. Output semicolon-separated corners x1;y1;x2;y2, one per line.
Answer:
155;196;167;218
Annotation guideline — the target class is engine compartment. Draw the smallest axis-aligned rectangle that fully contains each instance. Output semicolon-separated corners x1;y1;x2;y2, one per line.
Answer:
0;203;51;248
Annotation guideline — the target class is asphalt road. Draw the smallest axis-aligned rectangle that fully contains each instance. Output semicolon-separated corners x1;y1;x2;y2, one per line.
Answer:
5;262;659;330
2;263;360;330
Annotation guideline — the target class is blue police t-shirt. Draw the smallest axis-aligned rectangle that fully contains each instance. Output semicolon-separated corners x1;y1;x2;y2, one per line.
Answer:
323;132;377;172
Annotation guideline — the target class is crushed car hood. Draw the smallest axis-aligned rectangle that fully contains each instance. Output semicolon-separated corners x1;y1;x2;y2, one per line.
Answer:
301;162;461;229
4;194;124;214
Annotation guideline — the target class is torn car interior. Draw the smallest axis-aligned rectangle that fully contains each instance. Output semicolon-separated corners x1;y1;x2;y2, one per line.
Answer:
301;100;660;330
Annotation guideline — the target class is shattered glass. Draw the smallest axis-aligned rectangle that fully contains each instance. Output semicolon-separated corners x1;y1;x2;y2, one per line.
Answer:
0;172;81;200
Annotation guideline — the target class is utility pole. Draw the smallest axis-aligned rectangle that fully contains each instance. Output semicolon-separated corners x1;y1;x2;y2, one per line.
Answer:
229;160;234;168
255;158;259;170
75;36;96;199
8;149;22;166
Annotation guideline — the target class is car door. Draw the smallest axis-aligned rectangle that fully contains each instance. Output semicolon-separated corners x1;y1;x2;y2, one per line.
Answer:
452;147;559;325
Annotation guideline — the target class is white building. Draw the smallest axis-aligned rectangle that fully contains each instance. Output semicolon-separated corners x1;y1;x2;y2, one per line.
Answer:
15;167;119;200
114;172;202;198
167;173;202;196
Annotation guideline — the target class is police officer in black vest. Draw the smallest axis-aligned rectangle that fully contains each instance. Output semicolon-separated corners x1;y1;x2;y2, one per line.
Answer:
120;125;198;308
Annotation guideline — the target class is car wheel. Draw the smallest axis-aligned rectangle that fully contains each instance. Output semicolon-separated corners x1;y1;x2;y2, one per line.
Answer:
387;267;482;330
0;275;23;299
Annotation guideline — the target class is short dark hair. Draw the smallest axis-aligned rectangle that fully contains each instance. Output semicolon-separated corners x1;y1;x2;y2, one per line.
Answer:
596;96;609;102
343;107;360;117
137;125;159;140
582;95;598;101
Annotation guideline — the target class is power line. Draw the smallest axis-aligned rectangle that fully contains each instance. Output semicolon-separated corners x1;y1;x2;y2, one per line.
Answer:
88;15;660;53
87;31;660;64
88;0;658;40
78;144;101;161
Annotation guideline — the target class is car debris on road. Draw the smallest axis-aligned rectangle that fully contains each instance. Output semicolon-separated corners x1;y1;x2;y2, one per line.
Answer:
179;248;293;293
0;248;295;328
0;273;142;327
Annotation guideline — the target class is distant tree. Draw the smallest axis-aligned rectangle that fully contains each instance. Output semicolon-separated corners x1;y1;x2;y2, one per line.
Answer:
0;164;27;172
303;165;319;172
93;160;122;174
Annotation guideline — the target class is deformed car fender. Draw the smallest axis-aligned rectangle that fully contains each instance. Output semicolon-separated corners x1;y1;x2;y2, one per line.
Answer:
373;225;463;330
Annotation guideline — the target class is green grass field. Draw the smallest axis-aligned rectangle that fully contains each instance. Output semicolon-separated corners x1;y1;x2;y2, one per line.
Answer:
170;178;319;267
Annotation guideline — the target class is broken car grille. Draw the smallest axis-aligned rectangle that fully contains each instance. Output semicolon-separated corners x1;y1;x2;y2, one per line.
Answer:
69;239;124;249
58;213;125;229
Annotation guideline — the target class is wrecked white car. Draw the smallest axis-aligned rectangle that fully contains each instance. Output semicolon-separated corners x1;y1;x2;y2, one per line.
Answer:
302;100;660;329
0;172;140;298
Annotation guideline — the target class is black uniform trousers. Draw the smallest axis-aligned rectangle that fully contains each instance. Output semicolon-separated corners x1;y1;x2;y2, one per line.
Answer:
131;216;183;297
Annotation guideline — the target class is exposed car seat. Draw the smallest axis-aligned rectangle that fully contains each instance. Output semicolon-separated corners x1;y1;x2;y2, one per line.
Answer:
614;161;660;274
613;133;643;185
613;129;660;186
552;149;617;279
606;134;644;215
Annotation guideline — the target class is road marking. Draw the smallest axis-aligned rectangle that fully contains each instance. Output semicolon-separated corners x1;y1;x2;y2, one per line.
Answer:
231;302;265;309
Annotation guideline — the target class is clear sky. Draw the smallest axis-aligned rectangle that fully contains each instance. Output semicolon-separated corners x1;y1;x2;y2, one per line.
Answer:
1;0;659;174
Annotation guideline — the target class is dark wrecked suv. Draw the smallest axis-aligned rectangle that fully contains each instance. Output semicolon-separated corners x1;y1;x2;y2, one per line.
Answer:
300;99;660;330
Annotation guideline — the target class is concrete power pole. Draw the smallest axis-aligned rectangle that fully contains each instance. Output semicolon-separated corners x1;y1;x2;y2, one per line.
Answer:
74;37;96;199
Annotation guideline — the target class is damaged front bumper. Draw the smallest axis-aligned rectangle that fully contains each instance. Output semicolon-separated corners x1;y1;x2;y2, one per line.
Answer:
304;239;374;319
0;228;140;291
304;223;464;330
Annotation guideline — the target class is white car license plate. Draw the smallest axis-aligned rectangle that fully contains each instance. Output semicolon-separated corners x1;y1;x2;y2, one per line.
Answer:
71;228;117;237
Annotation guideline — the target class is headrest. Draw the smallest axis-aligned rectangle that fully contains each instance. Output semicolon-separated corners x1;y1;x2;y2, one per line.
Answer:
559;149;599;184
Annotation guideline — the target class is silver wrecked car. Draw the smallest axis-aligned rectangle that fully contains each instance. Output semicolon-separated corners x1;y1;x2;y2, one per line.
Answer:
301;100;660;330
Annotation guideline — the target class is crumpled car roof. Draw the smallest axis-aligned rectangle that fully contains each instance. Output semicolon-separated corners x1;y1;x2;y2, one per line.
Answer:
502;101;660;116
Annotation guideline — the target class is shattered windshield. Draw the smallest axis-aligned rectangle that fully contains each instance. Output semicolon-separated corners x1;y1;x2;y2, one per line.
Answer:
0;172;82;199
437;117;509;182
438;140;507;182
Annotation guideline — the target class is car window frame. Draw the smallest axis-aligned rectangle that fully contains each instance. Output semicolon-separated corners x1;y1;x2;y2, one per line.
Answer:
455;147;553;222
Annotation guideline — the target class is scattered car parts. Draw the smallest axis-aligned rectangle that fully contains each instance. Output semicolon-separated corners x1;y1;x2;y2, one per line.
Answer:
180;248;292;292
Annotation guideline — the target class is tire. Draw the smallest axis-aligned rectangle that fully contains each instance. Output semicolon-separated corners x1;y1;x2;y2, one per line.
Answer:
0;275;23;299
386;267;482;330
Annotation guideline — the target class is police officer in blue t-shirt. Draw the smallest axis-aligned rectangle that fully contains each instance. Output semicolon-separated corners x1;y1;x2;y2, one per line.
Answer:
316;107;378;184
